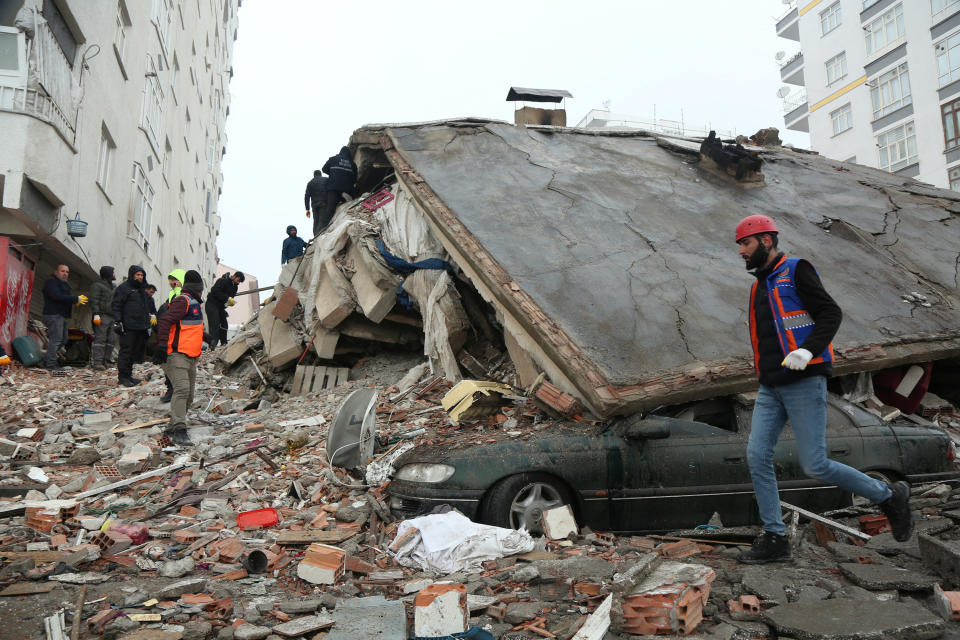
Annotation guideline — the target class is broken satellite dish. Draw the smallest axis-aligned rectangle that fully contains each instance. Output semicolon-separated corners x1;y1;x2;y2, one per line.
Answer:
326;388;378;469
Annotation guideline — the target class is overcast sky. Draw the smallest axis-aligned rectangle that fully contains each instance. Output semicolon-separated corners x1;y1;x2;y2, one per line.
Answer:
218;0;807;287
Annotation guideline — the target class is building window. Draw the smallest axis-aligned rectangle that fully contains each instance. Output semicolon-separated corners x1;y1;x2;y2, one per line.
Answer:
42;0;78;65
152;0;174;56
933;0;960;17
96;125;116;192
205;190;212;223
0;27;26;87
131;164;154;251
207;136;216;171
141;56;163;151
162;138;172;183
114;2;130;64
870;63;911;120
942;98;960;149
825;52;848;85
830;103;853;135
936;31;960;87
155;227;164;260
821;2;842;35
865;4;904;57
876;121;917;172
171;54;179;103
949;166;960;191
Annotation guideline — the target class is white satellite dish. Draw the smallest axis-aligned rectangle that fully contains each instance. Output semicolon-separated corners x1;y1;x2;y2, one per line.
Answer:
777;86;791;99
775;50;786;61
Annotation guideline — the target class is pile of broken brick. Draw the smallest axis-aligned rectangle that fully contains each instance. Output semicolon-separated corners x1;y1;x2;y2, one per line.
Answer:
2;349;960;639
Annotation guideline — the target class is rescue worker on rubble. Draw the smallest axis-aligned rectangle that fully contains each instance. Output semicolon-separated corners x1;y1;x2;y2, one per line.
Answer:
319;146;358;233
88;266;117;370
206;271;244;349
154;270;208;446
734;214;913;564
157;268;186;404
282;225;308;264
304;170;328;238
111;265;151;387
41;264;86;371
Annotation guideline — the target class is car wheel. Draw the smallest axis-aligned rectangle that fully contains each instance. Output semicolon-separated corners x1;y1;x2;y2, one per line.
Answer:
480;473;575;535
852;470;898;507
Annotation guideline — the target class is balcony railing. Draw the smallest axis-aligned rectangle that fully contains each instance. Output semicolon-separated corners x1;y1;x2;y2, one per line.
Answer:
782;90;808;116
0;85;76;143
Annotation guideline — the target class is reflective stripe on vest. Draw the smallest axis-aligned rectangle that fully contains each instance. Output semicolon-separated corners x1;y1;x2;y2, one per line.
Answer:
748;256;834;375
167;294;204;357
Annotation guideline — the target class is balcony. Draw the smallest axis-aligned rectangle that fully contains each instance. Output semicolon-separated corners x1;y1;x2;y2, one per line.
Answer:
779;52;804;86
776;3;800;41
0;86;76;144
782;90;809;132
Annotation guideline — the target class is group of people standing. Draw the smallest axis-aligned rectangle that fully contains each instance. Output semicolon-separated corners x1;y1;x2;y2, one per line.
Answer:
281;146;359;265
40;264;245;444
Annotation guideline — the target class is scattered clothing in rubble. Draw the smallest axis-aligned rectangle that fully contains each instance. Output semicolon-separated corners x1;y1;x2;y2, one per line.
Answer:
282;225;308;264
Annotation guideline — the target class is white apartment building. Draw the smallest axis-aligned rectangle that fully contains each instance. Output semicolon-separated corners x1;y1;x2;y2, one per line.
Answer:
0;0;238;317
776;0;960;189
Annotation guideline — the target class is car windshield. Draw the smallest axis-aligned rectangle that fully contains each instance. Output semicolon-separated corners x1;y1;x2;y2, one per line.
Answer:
652;397;739;433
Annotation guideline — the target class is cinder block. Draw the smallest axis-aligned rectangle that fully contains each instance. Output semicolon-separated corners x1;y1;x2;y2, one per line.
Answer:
296;543;345;584
91;529;132;555
414;584;468;637
935;583;960;621
542;505;578;540
919;534;960;582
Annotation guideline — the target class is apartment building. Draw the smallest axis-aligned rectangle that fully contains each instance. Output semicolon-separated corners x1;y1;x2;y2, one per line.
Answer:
0;0;238;318
776;0;960;189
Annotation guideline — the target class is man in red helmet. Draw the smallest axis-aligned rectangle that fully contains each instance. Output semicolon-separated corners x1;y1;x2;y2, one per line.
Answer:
735;214;912;563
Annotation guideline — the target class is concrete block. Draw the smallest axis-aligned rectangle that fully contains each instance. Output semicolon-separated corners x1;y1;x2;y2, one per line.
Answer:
839;562;938;591
311;326;339;359
763;600;943;639
258;302;301;368
414;584;468;637
919;533;960;581
221;337;251;365
934;583;960;621
348;242;397;323
296;543;345;584
325;595;406;640
82;412;113;426
542;505;578;539
314;258;355;329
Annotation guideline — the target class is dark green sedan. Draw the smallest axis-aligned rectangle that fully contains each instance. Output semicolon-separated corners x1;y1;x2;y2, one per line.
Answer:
388;393;959;534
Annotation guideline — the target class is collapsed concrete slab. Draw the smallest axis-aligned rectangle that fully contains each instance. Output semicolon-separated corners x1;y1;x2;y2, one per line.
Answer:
348;119;960;416
762;599;943;639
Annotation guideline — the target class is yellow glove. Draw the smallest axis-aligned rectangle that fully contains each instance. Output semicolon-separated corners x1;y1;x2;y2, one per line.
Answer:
0;355;10;366
77;294;88;306
227;297;236;307
150;314;158;326
93;314;101;326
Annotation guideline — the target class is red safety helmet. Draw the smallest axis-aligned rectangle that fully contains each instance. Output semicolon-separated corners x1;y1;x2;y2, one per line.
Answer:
735;214;778;242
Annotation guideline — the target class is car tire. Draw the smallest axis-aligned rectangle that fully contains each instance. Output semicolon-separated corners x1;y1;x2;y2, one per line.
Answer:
480;473;575;535
851;470;899;507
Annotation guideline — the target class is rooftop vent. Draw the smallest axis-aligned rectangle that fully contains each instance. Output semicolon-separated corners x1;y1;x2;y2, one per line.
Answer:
506;87;573;127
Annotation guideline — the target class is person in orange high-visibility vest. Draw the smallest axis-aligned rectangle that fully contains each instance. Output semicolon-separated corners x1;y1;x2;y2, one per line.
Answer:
153;270;209;445
734;215;912;565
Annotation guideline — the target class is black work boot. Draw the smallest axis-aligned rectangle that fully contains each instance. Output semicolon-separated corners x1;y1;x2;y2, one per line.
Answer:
170;428;191;446
738;531;794;564
160;390;173;403
118;377;138;387
879;480;914;542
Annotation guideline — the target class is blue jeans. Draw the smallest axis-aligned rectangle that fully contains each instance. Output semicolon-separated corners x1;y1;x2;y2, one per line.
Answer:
42;314;67;369
747;376;892;535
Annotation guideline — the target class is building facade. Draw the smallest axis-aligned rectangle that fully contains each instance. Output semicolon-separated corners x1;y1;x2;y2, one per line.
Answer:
0;0;238;320
776;0;960;190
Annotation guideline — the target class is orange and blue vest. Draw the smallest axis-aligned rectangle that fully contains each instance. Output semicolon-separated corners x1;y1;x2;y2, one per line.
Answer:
167;293;204;357
748;256;834;375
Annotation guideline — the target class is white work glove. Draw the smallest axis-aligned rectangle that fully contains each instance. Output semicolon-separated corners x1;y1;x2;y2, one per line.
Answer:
782;348;813;371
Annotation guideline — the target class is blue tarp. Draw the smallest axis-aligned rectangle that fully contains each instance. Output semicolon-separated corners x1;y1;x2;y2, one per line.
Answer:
376;239;455;310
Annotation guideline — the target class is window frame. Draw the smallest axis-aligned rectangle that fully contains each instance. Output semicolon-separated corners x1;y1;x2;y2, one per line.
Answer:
830;103;854;136
151;0;174;58
96;125;116;193
825;51;848;86
0;27;27;87
865;4;905;58
949;165;960;192
933;0;960;19
131;164;155;252
942;98;960;149
870;62;911;120
936;31;960;88
820;2;842;36
876;121;918;172
141;55;164;153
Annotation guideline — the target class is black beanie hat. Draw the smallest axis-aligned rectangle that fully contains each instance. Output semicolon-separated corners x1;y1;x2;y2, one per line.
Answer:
184;270;202;285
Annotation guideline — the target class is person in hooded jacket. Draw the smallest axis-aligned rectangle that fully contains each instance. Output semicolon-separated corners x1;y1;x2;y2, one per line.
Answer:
153;270;209;445
88;266;117;369
319;146;358;233
282;225;307;264
206;271;244;349
157;268;186;404
304;170;328;237
111;265;151;387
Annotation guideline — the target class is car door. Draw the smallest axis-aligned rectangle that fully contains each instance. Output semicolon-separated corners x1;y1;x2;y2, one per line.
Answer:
695;403;755;527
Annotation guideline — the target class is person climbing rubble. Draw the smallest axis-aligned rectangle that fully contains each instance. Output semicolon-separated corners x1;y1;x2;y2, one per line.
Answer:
206;270;244;349
88;265;117;370
41;263;86;371
111;265;150;388
734;214;913;564
281;224;307;264
320;145;358;232
153;269;208;445
304;169;329;238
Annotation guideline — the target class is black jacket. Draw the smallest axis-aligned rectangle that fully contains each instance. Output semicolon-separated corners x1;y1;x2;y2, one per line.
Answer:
752;254;842;386
89;266;116;316
322;147;358;196
42;275;78;318
207;273;238;308
305;175;328;210
111;265;150;331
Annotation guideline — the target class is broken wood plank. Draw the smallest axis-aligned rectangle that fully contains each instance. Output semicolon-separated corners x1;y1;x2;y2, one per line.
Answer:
0;582;58;596
335;367;349;387
310;366;328;394
571;593;612;640
780;500;871;541
74;418;168;440
71;460;188;500
276;529;357;545
71;585;87;640
290;366;306;397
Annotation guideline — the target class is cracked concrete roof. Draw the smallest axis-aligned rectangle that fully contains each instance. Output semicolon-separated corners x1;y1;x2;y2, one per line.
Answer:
352;119;960;417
